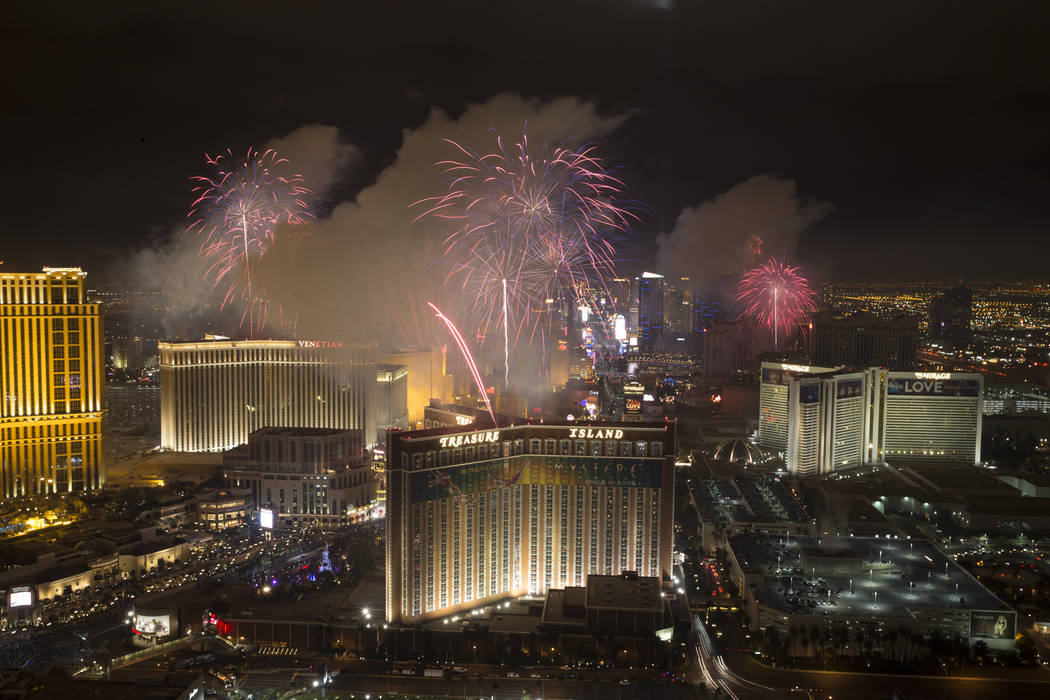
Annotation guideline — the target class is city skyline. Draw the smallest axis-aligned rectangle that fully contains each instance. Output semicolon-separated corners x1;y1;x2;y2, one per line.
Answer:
3;3;1050;697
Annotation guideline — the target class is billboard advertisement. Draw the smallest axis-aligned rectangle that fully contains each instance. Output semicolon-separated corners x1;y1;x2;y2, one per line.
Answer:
411;455;663;503
259;508;274;530
8;587;32;608
134;613;172;638
624;382;644;415
970;611;1015;641
836;379;863;399
761;367;790;386
798;384;821;404
887;376;980;397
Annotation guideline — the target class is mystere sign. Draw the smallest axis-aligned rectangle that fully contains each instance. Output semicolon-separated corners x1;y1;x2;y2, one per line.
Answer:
410;454;663;502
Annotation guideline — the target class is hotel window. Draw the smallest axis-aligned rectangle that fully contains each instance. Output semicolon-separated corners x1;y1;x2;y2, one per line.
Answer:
425;450;436;467
438;449;449;467
464;445;475;462
544;439;556;454
635;441;648;457
477;444;488;460
651;441;663;458
575;440;587;456
452;447;463;464
502;441;511;457
513;439;523;455
620;441;633;457
529;438;541;454
605;440;617;456
560;439;571;455
412;453;421;468
590;440;602;456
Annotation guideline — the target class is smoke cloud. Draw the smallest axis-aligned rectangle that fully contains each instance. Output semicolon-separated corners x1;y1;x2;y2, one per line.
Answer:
654;174;832;290
260;93;631;345
116;123;357;338
265;124;361;199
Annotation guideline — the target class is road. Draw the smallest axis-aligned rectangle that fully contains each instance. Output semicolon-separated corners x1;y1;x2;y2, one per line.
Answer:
115;639;1050;700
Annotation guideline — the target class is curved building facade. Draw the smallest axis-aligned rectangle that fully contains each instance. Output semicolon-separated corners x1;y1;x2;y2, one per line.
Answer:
385;421;676;624
160;339;406;452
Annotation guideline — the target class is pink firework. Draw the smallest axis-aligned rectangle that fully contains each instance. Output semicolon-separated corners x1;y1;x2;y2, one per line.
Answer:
736;258;817;346
427;302;497;426
187;147;313;332
412;125;636;381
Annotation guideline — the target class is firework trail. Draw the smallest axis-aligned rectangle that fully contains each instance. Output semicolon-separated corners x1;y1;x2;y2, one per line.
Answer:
736;258;817;347
413;126;635;381
188;147;313;332
427;302;497;426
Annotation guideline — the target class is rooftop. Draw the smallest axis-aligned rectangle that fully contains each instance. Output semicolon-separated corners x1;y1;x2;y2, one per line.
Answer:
585;573;662;611
731;534;1010;622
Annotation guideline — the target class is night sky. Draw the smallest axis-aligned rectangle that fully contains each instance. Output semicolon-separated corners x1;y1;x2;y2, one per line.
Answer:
4;0;1048;283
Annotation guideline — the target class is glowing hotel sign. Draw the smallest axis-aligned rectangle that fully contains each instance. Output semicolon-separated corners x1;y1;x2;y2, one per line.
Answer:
438;426;628;448
296;340;344;349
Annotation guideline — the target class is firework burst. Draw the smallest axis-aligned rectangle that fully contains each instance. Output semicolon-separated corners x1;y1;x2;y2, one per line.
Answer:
428;303;496;425
187;147;313;331
413;126;635;380
736;258;817;346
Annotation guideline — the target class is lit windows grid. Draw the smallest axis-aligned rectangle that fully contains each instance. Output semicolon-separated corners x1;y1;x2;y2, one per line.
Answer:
394;433;669;622
1;270;104;497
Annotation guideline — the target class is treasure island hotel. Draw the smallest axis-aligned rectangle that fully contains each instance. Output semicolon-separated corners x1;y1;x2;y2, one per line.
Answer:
0;268;105;497
385;420;675;624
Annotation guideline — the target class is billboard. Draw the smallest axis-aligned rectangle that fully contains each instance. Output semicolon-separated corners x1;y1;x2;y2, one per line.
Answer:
798;384;821;404
970;610;1015;641
134;613;172;637
410;455;663;503
887;376;980;397
259;508;274;530
761;367;790;386
8;587;32;608
836;379;863;399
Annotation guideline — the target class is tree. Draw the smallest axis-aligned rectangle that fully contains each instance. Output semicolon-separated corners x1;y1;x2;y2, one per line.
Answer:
1016;632;1037;664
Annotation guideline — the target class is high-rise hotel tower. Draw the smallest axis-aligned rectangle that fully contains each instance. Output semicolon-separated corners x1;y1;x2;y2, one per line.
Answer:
385;420;675;624
0;268;105;497
160;338;408;452
758;361;983;475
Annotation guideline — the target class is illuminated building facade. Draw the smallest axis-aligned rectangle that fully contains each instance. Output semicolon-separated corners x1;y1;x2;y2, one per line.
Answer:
874;370;982;464
385;421;676;624
376;347;454;429
758;362;837;453
0;268;105;497
159;339;407;452
761;362;983;473
223;427;378;527
636;272;665;353
783;371;868;477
